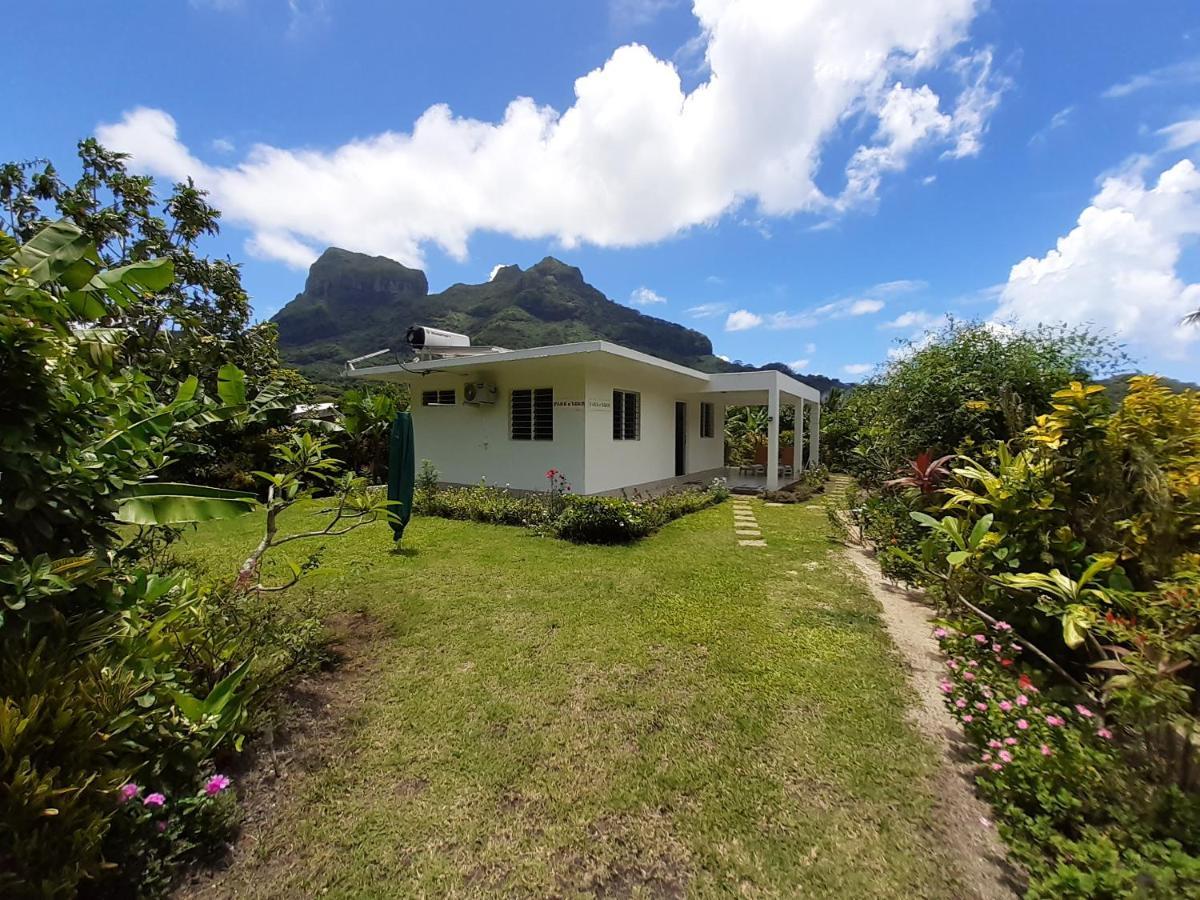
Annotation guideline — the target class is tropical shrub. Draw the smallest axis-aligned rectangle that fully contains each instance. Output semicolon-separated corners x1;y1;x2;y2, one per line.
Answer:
762;465;830;503
0;222;329;895
846;375;1200;894
822;320;1126;484
935;622;1200;897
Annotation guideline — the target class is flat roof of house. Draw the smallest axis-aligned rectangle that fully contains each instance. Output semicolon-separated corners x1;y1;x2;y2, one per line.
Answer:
349;339;821;403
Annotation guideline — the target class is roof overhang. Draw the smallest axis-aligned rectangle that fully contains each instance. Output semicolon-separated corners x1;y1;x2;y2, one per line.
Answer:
349;340;820;403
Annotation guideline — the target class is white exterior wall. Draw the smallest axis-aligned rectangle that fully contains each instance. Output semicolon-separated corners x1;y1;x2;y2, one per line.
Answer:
408;363;585;492
581;375;726;494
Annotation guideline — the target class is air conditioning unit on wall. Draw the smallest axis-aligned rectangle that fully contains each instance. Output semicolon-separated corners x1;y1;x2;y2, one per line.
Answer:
464;383;497;405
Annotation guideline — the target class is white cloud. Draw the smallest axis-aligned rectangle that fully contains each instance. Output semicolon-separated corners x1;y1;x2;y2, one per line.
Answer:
843;363;874;376
630;286;667;305
716;353;731;362
1103;57;1200;99
849;298;885;315
1028;105;1074;147
803;341;817;354
788;358;811;370
96;0;994;269
210;137;236;154
488;263;514;281
883;309;938;329
837;50;1006;210
611;0;679;27
688;301;728;318
1158;119;1200;151
725;309;764;332
994;158;1200;361
721;280;904;332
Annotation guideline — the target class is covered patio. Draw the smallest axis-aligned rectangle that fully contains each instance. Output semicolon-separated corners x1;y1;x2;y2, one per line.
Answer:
698;370;822;492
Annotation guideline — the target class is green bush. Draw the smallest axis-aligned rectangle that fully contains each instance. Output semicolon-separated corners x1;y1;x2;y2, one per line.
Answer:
870;376;1200;894
416;482;550;528
0;222;330;895
553;496;649;544
822;321;1125;484
413;476;725;545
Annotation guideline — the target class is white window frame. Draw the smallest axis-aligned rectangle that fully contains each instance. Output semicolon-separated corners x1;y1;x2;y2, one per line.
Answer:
421;388;456;406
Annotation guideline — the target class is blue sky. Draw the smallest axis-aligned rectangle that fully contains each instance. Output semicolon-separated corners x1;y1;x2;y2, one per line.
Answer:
6;0;1200;380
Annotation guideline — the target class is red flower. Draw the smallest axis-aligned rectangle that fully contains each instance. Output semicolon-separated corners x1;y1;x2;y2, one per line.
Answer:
1000;658;1014;667
545;469;558;479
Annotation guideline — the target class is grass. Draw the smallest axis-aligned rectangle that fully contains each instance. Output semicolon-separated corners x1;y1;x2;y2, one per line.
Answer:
179;497;964;898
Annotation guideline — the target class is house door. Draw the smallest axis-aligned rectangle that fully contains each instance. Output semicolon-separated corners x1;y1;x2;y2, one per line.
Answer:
674;402;687;476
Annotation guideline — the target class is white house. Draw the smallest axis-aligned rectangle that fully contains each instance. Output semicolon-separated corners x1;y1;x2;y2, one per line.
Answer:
349;340;821;495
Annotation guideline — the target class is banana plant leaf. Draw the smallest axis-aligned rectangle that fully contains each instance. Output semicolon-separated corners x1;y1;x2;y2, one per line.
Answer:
114;482;259;525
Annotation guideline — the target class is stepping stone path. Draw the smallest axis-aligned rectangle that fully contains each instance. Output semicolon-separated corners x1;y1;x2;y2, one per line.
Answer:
731;498;765;547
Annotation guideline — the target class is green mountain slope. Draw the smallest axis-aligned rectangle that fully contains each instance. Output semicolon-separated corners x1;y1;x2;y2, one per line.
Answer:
273;248;848;395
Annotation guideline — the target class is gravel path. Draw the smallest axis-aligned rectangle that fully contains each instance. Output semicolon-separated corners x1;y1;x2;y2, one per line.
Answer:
842;540;1021;898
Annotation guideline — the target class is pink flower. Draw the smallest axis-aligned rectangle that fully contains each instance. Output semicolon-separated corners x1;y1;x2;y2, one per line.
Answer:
156;820;168;833
993;621;1012;632
205;774;231;797
1004;737;1018;746
1040;744;1053;756
974;634;988;644
1097;727;1113;740
999;750;1013;763
947;659;959;670
963;714;974;723
143;793;166;809
999;700;1013;712
1016;694;1029;707
968;660;979;668
992;643;1003;653
939;680;954;695
1046;715;1065;727
981;687;993;698
955;699;967;709
118;783;141;804
1075;704;1094;718
976;702;988;712
1017;719;1029;730
981;752;992;762
963;672;976;682
991;762;1003;771
988;740;1002;749
934;627;948;639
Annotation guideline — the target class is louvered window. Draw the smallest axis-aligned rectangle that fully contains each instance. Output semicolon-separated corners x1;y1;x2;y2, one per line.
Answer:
612;390;640;440
511;388;553;440
421;389;456;406
700;402;715;438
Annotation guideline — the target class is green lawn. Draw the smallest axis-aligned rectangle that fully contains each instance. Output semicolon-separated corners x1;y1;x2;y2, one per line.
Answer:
180;498;964;898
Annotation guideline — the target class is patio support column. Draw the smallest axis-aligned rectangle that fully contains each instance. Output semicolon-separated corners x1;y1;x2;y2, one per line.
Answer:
793;400;803;472
809;399;821;468
766;384;780;491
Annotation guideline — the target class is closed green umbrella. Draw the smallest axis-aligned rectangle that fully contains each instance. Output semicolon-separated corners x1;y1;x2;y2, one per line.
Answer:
387;411;415;541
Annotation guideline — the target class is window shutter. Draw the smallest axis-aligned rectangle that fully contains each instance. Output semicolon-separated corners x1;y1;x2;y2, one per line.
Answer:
624;391;639;440
511;389;532;439
533;388;554;440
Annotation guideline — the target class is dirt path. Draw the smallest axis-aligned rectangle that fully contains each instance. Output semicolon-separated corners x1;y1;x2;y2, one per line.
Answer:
841;540;1021;898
